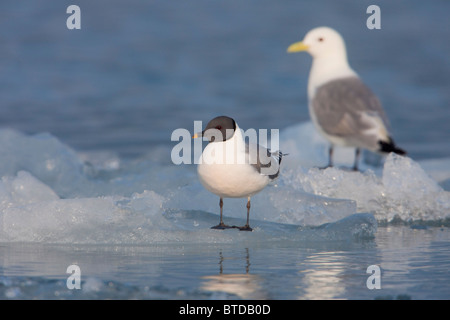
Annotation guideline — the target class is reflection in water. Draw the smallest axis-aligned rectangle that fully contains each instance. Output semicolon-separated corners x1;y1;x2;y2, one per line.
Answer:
299;252;347;300
201;248;267;299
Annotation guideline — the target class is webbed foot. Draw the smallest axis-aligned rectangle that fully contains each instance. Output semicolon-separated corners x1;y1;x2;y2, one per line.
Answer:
211;223;234;230
235;225;253;232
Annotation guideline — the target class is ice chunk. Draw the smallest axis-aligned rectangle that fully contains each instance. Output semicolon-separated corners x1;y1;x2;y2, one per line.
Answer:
168;176;356;227
0;171;59;210
0;129;86;198
381;153;450;221
78;151;121;172
279;122;361;170
285;153;450;222
0;195;120;243
0;170;168;243
259;185;356;226
285;166;384;214
277;122;450;223
0;127;447;245
164;210;377;242
0;169;369;244
309;213;377;240
383;154;442;195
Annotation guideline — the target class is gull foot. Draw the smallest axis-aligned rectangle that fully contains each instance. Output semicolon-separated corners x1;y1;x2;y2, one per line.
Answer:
211;223;233;230
339;166;360;172
235;225;253;232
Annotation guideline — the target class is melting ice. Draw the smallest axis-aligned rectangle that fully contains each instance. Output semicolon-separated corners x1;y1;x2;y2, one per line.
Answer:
0;122;449;244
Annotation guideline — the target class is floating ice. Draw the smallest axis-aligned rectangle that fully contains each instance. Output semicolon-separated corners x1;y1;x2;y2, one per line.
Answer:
0;124;448;244
381;154;450;221
0;129;86;198
0;169;365;244
167;177;357;227
0;175;169;244
279;122;450;223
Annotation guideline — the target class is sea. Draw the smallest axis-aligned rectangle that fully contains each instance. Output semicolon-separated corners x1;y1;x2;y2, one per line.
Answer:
0;0;449;301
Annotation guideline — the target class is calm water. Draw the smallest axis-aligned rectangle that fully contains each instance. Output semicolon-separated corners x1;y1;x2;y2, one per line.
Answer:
1;225;449;300
0;0;449;159
0;0;449;300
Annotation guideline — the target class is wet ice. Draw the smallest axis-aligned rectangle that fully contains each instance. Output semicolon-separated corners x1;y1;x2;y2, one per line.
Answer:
0;123;448;244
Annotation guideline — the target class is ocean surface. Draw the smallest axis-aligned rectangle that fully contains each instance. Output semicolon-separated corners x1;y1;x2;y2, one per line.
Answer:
0;0;449;300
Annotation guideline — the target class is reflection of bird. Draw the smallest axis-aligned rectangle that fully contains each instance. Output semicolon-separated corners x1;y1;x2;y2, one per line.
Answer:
201;249;267;299
193;116;283;231
288;26;406;171
201;274;264;299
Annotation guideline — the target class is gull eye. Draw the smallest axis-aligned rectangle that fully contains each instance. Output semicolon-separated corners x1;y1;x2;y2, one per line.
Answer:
318;37;324;42
216;125;222;130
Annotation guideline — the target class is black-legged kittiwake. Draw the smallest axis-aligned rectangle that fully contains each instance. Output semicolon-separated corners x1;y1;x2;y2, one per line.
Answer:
287;26;406;170
193;116;283;231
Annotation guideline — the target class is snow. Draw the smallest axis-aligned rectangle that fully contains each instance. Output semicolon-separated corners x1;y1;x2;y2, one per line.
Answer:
0;123;449;244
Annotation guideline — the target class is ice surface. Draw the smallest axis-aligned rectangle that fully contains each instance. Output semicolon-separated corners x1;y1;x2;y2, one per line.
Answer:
0;129;86;198
280;122;450;222
0;124;449;244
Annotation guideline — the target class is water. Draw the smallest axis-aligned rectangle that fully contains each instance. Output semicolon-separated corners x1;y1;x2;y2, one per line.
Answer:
1;226;449;300
0;0;449;300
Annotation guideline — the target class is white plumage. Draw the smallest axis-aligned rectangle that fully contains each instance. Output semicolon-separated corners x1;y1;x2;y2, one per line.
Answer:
288;26;405;170
194;116;283;231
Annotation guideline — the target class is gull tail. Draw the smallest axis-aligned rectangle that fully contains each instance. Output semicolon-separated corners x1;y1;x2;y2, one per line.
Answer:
265;151;287;180
272;151;288;165
378;138;406;155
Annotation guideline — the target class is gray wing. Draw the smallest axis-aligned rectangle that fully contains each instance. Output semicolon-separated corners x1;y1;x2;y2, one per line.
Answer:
245;143;282;180
312;76;390;138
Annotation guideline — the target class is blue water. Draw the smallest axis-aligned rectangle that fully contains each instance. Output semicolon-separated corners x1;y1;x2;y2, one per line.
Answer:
1;0;449;158
1;226;449;300
0;0;449;300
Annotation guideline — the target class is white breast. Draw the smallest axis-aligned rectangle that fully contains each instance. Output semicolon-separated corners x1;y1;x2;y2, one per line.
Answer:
197;128;270;198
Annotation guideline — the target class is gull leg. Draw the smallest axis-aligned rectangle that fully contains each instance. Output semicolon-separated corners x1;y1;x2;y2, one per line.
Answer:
328;146;334;168
352;148;361;171
237;197;253;231
211;197;232;229
320;146;334;169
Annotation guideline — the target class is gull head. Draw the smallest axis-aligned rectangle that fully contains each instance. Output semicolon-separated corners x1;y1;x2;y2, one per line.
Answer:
193;116;237;143
287;26;348;60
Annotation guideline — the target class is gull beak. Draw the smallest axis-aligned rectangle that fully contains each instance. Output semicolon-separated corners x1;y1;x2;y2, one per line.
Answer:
287;41;309;53
192;132;202;139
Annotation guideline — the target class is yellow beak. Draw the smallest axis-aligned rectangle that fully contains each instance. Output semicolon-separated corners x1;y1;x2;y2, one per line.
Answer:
192;133;200;139
287;41;309;53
